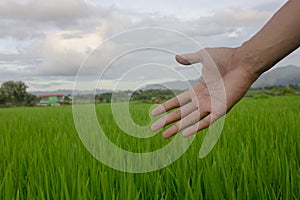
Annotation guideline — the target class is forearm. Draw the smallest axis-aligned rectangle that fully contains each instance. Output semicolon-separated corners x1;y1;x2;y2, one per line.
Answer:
237;0;300;77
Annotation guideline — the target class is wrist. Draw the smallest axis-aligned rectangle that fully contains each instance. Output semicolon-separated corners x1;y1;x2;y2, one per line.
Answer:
234;41;268;80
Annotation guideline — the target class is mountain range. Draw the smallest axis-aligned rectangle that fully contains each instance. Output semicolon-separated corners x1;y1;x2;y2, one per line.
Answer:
143;65;300;90
30;65;300;95
252;65;300;87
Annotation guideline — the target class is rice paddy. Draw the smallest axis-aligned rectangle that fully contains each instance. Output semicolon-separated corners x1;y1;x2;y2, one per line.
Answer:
0;96;299;199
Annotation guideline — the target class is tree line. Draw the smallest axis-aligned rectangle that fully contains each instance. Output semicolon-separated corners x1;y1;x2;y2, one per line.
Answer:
245;84;300;98
95;85;300;103
95;89;183;104
0;80;299;107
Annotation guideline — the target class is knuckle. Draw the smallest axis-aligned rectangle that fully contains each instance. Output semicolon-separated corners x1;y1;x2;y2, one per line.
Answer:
184;114;196;124
166;109;181;124
185;115;194;123
174;109;182;118
171;97;179;104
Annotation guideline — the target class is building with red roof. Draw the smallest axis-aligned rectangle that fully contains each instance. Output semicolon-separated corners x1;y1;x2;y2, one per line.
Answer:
38;94;64;105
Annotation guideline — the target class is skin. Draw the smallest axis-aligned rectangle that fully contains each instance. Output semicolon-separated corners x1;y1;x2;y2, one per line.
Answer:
151;0;300;138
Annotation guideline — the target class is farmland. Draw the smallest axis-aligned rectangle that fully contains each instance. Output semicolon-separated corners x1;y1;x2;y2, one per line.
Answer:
0;96;299;199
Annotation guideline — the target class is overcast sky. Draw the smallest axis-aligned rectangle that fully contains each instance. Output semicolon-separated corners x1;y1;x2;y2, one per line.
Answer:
0;0;298;91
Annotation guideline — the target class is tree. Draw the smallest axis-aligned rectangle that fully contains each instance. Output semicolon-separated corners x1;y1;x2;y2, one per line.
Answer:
0;91;5;104
25;93;39;106
96;92;112;103
63;94;72;105
280;84;295;95
0;81;33;105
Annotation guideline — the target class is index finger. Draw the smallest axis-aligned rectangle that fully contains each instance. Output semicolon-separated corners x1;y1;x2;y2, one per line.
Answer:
151;90;191;116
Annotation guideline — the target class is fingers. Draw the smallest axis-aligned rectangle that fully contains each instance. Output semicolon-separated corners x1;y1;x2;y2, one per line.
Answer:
151;102;197;131
162;110;209;139
182;114;218;138
175;51;203;65
151;90;190;116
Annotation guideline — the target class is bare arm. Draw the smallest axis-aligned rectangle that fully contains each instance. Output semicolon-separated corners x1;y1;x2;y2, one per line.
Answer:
151;0;300;138
238;0;300;77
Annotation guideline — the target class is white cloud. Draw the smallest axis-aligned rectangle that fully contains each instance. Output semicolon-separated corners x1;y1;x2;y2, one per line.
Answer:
209;7;270;27
0;0;298;91
0;0;115;39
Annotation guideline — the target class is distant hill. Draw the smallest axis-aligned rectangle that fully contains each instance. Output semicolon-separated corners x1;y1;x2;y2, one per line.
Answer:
142;80;197;90
252;65;300;88
144;65;300;90
29;65;300;96
143;65;300;90
29;89;111;96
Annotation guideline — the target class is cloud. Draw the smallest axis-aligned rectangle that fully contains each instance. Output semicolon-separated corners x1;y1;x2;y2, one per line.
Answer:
209;7;270;27
0;3;276;79
1;0;298;91
0;0;116;39
0;0;96;21
0;0;133;78
132;5;273;42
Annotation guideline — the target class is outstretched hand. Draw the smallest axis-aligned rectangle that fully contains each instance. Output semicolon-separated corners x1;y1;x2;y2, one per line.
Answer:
151;47;258;138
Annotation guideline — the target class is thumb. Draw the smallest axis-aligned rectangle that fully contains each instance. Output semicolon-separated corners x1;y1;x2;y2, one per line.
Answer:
175;51;203;65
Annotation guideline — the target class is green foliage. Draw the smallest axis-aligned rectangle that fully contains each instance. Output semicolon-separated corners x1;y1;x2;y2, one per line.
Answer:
95;85;299;105
253;94;269;99
96;92;113;103
0;96;299;199
0;81;27;103
95;89;182;104
246;84;299;98
280;85;295;95
0;81;38;107
24;93;39;106
63;95;73;105
130;89;183;104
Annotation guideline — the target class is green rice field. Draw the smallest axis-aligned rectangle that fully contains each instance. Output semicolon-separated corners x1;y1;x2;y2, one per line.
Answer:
0;96;299;199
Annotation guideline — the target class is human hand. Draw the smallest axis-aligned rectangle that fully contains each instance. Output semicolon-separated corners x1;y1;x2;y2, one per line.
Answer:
151;47;258;138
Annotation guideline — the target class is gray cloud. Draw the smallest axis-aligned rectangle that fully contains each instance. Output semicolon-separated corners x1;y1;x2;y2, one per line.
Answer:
131;5;273;48
0;1;94;21
0;0;297;91
0;52;41;66
0;0;116;39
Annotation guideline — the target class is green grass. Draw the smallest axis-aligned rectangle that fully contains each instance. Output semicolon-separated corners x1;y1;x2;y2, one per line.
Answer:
0;96;299;199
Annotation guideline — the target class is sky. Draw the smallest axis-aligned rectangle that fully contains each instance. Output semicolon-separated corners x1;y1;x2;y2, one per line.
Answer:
0;0;298;91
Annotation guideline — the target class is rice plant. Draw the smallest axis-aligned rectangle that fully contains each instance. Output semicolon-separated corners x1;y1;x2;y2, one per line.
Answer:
0;96;299;199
